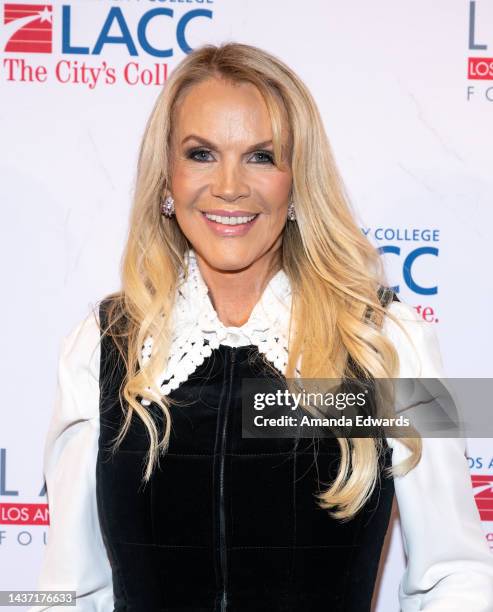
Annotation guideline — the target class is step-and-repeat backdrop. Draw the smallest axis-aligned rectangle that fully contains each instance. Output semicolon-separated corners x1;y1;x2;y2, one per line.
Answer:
1;1;492;609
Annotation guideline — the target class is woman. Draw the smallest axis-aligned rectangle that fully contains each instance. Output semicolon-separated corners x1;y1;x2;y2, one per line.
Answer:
31;43;493;611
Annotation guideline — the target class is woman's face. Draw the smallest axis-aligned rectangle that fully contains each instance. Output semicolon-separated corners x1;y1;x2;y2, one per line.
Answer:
168;77;293;272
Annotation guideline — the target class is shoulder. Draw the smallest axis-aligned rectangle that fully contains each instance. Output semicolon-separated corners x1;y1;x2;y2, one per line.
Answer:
381;298;444;378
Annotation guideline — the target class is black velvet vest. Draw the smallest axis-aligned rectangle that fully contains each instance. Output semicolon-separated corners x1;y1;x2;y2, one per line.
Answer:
96;290;399;612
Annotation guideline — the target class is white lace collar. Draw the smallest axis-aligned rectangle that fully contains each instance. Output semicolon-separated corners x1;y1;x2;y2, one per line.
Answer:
140;248;295;404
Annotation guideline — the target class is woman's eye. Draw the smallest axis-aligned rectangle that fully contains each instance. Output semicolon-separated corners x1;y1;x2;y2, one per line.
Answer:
250;151;274;164
187;149;214;162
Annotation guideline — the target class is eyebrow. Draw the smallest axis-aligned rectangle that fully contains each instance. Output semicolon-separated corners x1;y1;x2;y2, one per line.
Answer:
181;134;274;152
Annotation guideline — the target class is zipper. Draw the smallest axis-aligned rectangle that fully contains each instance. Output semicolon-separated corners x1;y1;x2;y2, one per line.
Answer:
216;345;237;611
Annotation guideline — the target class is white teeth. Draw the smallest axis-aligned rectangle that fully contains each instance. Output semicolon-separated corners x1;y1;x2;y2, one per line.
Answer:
204;213;257;225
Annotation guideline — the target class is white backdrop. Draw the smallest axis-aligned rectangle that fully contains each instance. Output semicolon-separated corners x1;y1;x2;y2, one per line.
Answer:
1;1;492;610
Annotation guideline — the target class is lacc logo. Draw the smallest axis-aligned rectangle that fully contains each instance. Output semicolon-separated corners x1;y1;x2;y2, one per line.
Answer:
2;3;212;87
3;3;212;56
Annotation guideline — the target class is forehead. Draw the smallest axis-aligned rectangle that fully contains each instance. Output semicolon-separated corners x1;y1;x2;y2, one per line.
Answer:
172;77;288;143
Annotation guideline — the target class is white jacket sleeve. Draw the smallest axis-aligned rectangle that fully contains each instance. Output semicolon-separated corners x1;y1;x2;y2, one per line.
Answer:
28;309;114;611
384;300;493;611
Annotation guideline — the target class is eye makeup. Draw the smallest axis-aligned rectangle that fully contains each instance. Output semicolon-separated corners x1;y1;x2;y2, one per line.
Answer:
185;147;275;164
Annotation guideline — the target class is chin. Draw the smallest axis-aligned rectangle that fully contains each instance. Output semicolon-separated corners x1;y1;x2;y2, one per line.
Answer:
195;243;258;272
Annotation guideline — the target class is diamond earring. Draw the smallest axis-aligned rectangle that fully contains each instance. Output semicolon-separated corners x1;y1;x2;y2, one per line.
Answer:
160;195;175;217
287;200;296;222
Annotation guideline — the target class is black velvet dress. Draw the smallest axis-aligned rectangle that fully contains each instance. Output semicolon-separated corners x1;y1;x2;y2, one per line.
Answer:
96;292;398;612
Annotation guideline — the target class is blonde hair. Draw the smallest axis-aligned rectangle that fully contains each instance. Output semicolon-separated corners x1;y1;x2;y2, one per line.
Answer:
100;42;422;521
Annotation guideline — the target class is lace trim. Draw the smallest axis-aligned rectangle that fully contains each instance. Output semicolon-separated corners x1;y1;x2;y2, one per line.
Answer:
140;249;298;406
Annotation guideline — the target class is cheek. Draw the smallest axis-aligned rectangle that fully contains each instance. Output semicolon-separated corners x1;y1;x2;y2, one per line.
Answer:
256;172;292;208
171;162;206;197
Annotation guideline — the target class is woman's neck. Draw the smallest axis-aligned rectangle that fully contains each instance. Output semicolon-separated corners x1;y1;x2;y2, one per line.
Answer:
192;248;282;328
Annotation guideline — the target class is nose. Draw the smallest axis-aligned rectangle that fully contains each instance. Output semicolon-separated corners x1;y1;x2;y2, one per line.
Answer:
210;157;250;203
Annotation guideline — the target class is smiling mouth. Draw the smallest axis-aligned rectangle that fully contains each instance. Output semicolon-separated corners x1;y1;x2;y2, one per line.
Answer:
201;211;260;226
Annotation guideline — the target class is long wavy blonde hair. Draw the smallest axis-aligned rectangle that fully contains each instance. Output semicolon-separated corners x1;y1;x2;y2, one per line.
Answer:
100;42;422;521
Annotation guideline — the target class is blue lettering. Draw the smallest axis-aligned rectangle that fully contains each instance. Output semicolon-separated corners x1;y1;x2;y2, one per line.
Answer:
378;246;438;294
137;8;173;57
93;7;138;56
177;9;213;53
403;247;438;295
61;6;214;58
62;6;90;55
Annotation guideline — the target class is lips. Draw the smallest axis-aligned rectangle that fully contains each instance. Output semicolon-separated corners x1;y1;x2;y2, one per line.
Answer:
200;209;260;217
200;209;260;236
